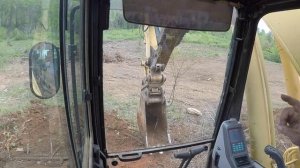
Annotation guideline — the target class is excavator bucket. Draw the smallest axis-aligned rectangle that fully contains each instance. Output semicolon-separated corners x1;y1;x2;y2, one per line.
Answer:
138;91;169;147
137;64;169;147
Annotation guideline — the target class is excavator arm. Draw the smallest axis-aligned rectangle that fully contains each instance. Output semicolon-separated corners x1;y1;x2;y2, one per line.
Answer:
138;27;187;147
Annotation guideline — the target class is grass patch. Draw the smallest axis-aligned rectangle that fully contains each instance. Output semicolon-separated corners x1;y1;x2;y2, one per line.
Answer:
0;82;65;116
0;84;34;115
103;28;281;63
104;93;139;124
183;31;232;48
263;47;280;63
104;29;142;41
0;40;33;69
103;29;231;59
103;28;233;49
0;29;59;69
104;93;184;125
43;89;65;107
172;43;228;58
258;31;280;63
167;102;185;121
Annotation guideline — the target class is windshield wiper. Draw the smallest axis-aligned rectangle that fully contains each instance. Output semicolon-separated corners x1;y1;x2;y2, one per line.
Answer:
107;138;213;160
174;145;208;168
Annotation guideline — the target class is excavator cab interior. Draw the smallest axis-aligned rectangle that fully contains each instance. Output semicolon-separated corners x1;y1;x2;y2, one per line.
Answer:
1;0;300;168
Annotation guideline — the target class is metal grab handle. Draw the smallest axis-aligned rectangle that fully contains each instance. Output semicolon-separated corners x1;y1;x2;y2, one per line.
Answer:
174;146;208;159
174;145;208;168
118;152;142;162
264;145;286;168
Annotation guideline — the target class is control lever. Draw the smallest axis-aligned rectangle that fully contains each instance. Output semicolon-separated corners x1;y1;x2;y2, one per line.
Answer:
174;145;208;168
264;145;286;168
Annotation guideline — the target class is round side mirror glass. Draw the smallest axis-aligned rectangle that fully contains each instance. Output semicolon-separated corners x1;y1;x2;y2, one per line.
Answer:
29;42;60;99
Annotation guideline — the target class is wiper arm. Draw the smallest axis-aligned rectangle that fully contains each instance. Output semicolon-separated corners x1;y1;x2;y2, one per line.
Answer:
174;145;208;168
108;139;213;159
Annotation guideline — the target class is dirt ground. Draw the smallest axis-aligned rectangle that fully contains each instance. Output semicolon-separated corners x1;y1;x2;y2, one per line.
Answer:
0;59;71;168
0;101;70;168
0;40;292;168
103;40;292;167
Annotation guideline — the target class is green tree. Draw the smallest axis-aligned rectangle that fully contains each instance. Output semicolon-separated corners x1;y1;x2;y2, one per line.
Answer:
0;0;42;39
258;30;280;63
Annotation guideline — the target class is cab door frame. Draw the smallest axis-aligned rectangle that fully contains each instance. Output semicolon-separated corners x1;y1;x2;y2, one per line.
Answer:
84;0;110;167
59;0;97;167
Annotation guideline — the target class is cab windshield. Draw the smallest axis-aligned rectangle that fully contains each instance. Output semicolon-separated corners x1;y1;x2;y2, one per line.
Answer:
103;0;235;167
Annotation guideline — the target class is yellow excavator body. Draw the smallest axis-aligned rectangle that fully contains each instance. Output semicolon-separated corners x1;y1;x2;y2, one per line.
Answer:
246;9;300;168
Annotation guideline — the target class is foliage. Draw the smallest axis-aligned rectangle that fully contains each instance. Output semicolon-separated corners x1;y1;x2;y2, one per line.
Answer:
0;82;65;116
104;29;142;41
48;1;59;32
109;10;139;29
12;28;32;40
0;40;32;69
0;0;282;66
258;30;280;63
183;30;233;48
0;83;33;115
0;27;7;40
0;0;42;36
0;0;59;40
0;0;61;68
104;93;139;124
104;28;281;63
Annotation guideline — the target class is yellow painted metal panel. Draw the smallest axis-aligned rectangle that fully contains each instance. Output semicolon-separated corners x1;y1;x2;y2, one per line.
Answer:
143;26;159;75
275;38;300;100
264;11;300;166
283;147;300;168
245;35;275;167
144;26;151;60
144;26;158;59
31;72;42;97
264;10;300;74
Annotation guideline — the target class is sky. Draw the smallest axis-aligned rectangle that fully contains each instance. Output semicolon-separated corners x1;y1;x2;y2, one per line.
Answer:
258;19;271;33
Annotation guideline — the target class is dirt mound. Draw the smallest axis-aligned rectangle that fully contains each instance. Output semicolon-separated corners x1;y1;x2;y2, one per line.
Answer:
103;52;125;63
0;100;69;168
105;111;143;152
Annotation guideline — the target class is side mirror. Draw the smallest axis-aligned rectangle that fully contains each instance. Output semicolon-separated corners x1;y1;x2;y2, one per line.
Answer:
29;42;60;99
